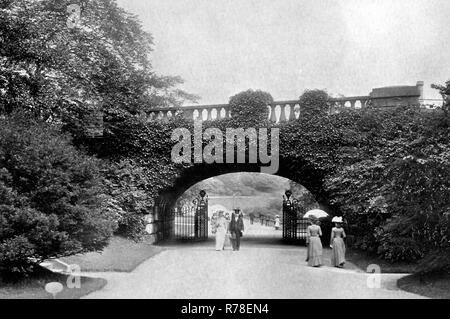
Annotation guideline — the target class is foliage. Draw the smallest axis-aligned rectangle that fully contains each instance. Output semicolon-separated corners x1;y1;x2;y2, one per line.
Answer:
1;15;449;275
431;79;450;117
375;230;424;262
279;110;358;200
324;107;450;269
0;0;199;274
92;115;189;239
0;0;197;134
101;160;153;241
298;89;330;118
229;89;273;126
0;115;117;274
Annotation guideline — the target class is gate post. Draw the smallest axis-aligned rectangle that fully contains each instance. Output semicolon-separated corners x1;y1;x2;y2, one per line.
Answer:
195;190;208;240
283;190;293;242
283;190;305;244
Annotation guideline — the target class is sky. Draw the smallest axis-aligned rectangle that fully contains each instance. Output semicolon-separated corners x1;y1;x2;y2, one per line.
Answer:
116;0;449;105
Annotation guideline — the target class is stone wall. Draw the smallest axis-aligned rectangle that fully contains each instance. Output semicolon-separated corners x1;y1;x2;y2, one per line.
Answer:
369;81;424;107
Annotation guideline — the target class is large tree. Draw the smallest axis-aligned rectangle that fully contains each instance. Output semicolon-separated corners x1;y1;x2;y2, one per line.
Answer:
0;0;197;129
0;115;117;274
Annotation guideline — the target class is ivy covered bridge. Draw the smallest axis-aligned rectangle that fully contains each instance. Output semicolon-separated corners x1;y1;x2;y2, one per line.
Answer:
1;0;448;296
146;81;425;123
113;81;445;249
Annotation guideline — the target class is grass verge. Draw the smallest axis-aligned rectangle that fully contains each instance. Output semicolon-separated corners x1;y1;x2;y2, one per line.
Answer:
0;267;106;299
60;236;164;272
397;272;450;299
347;248;450;299
346;248;418;273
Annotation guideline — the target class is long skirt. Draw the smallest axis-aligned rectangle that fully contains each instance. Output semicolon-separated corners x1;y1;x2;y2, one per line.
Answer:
331;237;346;266
215;227;226;251
224;232;231;248
307;237;323;267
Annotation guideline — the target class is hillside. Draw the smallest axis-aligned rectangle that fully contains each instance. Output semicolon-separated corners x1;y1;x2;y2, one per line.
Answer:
177;173;318;218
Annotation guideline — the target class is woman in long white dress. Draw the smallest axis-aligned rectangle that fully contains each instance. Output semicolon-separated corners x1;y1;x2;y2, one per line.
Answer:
274;215;280;230
214;211;227;251
223;212;231;249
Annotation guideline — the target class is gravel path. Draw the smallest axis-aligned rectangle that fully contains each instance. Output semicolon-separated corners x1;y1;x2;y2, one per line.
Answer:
83;223;425;299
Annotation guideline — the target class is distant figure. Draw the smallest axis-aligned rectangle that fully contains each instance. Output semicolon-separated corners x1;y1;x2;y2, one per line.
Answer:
210;212;218;235
260;214;264;226
229;211;245;251
214;211;227;251
224;212;231;249
330;217;346;268
274;215;280;230
249;213;255;225
306;216;323;267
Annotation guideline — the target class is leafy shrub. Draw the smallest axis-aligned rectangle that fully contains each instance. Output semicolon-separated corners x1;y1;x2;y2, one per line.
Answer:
298;89;330;118
0;235;36;275
375;230;424;262
101;160;153;241
0;115;117;274
325;106;450;271
229;89;273;126
415;215;450;274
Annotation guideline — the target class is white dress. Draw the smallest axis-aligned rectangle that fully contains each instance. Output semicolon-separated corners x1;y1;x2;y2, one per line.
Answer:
274;217;280;229
215;217;227;251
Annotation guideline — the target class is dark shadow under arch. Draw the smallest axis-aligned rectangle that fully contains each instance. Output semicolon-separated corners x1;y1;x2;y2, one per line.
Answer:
150;159;337;245
157;159;333;211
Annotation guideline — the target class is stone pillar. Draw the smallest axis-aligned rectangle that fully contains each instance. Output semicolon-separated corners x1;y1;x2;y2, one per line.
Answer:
360;100;367;109
269;105;277;122
193;109;201;121
279;105;287;122
286;105;293;121
206;109;213;121
226;108;231;118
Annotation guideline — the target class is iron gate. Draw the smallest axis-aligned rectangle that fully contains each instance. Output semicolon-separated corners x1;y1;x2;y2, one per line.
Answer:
282;190;309;244
174;190;209;240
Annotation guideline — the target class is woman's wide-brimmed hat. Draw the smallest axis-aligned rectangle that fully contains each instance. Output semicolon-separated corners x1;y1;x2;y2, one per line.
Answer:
331;216;343;223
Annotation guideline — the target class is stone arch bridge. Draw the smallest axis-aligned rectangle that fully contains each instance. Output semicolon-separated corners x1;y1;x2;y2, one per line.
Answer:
142;81;426;244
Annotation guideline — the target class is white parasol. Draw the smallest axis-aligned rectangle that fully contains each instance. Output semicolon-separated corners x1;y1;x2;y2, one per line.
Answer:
303;209;329;219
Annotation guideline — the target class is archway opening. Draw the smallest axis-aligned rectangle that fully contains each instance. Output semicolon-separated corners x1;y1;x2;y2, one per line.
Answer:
172;172;322;246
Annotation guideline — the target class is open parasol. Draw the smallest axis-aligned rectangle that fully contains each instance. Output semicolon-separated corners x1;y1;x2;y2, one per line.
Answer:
303;209;329;219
